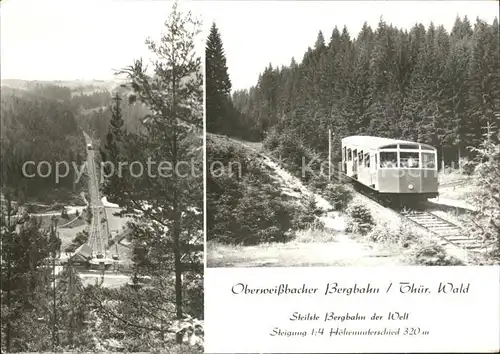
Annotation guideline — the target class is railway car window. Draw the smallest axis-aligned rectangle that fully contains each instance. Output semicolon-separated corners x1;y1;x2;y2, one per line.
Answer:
399;144;418;149
384;144;398;149
400;152;420;168
421;152;436;168
380;152;397;168
347;148;352;161
353;149;357;162
421;145;434;151
358;150;363;163
364;153;370;167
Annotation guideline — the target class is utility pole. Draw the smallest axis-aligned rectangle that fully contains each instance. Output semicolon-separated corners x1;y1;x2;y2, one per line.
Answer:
456;137;462;173
68;250;74;346
441;146;445;172
328;128;332;181
114;240;119;273
72;151;76;193
50;216;59;351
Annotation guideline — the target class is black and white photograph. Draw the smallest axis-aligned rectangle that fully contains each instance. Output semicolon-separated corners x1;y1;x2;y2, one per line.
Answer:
1;0;500;353
1;0;204;352
205;0;499;268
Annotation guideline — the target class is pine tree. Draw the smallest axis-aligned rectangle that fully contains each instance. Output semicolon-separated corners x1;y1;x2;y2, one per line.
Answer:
440;24;471;164
55;265;92;349
111;2;203;345
466;18;500;150
350;22;374;133
206;22;232;134
1;197;52;352
100;93;126;202
469;122;500;261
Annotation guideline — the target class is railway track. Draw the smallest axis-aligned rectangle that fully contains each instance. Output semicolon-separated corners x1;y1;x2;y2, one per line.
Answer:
333;168;485;253
84;132;109;257
399;210;483;250
335;170;484;253
236;141;484;254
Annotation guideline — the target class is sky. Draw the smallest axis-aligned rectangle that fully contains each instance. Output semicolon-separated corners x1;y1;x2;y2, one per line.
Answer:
200;0;499;91
1;0;498;88
0;0;204;81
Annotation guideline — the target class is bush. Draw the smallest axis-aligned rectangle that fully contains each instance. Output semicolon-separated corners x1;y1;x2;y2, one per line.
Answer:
308;174;330;191
368;222;418;248
410;242;464;266
367;223;394;243
346;204;375;235
461;160;477;175
263;127;281;152
264;129;323;182
207;134;303;246
467;127;500;263
292;196;323;229
323;184;353;211
208;180;296;245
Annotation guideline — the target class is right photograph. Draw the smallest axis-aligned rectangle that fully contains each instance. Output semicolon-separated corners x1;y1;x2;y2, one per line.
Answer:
205;1;500;268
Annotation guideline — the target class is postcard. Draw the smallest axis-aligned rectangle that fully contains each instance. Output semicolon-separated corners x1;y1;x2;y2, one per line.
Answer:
1;1;499;353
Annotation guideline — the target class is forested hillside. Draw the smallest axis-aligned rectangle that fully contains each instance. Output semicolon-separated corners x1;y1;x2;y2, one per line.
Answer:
229;16;499;165
1;87;83;202
0;81;148;203
206;133;321;245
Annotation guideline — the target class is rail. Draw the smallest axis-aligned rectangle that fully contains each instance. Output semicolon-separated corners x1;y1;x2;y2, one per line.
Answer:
333;164;485;254
84;132;109;258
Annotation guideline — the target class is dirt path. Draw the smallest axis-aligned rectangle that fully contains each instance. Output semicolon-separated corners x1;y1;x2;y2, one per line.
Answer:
208;234;410;267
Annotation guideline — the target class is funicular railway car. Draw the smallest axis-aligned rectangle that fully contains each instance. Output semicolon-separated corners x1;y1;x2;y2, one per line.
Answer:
341;136;438;203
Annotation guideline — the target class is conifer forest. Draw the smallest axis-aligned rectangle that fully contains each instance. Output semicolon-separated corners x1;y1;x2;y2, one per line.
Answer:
209;16;499;165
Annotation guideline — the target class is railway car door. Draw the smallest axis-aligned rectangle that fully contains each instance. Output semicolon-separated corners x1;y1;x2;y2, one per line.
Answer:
346;148;352;176
370;153;377;189
352;149;358;176
343;147;347;173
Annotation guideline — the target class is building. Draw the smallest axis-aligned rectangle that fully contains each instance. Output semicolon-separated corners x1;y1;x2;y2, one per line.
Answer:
68;243;93;267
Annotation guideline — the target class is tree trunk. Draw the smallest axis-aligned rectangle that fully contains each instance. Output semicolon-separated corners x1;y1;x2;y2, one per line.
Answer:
172;63;184;345
6;256;12;353
5;198;12;353
53;252;57;350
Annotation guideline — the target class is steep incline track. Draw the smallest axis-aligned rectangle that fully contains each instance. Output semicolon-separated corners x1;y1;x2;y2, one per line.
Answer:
83;132;109;257
335;168;484;254
400;210;482;250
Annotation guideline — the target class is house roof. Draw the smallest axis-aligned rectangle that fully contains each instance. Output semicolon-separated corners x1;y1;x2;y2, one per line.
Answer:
341;135;436;150
72;243;92;260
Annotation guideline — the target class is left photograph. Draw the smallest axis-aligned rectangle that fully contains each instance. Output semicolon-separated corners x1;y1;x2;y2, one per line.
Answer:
1;0;204;352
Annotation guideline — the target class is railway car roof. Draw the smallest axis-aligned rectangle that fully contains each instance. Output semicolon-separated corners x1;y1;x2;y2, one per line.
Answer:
342;135;435;150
